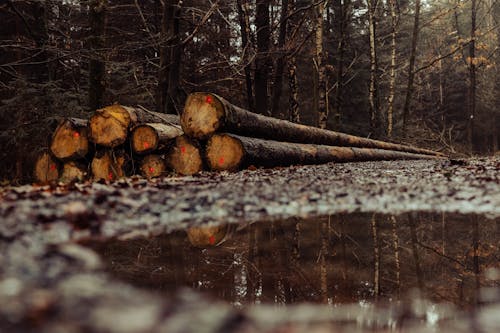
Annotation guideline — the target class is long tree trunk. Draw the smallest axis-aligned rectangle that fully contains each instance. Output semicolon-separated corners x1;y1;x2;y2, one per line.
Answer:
182;92;444;155
88;0;107;110
315;1;328;129
236;0;255;112
271;0;289;119
467;0;477;154
367;0;380;134
288;0;300;122
387;0;397;137
205;133;440;172
254;0;271;115
332;0;349;129
157;0;182;115
402;0;421;134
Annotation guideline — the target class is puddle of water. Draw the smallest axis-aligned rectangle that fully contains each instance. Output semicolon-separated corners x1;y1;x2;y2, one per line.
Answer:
87;213;499;309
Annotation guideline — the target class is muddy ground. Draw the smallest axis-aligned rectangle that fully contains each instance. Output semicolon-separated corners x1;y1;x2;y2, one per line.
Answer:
0;157;499;332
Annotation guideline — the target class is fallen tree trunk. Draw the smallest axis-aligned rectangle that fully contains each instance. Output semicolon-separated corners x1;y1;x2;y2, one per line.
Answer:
60;161;88;183
50;118;90;160
131;123;183;154
165;135;204;176
91;149;129;181
140;154;167;178
90;104;179;147
183;92;444;157
33;151;60;184
206;133;443;172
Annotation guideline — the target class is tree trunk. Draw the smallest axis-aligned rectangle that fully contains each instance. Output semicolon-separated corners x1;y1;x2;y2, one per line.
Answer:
254;0;271;115
332;0;349;129
157;0;182;115
91;149;129;181
165;135;204;175
131;123;183;154
140;154;167;178
402;0;421;134
287;0;300;122
387;0;397;138
367;0;381;134
271;0;289;119
89;104;179;147
88;0;107;110
315;1;328;129
50;118;90;161
205;133;441;172
467;0;477;154
182;92;445;156
34;151;60;184
236;0;255;112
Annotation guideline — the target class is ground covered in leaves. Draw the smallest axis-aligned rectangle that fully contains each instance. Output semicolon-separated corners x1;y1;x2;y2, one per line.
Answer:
0;157;499;332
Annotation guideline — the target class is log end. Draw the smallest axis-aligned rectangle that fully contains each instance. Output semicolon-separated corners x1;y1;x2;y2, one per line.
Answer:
186;225;228;247
181;93;224;139
91;150;126;182
166;135;203;176
50;119;89;160
206;134;244;172
60;161;87;183
140;155;166;178
89;105;132;147
34;152;60;184
132;125;159;154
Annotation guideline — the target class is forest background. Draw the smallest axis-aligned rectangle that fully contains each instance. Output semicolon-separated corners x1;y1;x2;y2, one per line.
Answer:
0;0;498;182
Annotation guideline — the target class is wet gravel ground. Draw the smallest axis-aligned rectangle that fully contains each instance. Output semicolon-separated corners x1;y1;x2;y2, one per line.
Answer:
0;157;499;333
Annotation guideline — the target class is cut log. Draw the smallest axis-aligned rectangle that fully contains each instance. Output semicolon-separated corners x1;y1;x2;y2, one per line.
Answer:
165;135;204;176
50;118;90;161
140;155;167;178
91;149;128;181
60;161;88;183
131;123;183;154
34;151;60;184
206;133;443;172
182;92;444;156
89;104;179;147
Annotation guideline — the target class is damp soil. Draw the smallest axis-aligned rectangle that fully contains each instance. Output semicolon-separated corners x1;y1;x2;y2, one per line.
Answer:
0;157;499;332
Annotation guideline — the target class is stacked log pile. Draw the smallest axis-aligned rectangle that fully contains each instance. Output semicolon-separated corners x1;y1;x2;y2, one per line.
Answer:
34;94;445;184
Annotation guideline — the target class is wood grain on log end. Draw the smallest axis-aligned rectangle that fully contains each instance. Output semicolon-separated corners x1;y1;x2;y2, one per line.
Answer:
206;134;244;171
181;92;224;139
140;155;166;178
60;161;87;183
131;123;183;154
187;225;228;247
34;152;60;184
89;104;136;147
50;118;89;160
91;150;127;181
166;135;204;175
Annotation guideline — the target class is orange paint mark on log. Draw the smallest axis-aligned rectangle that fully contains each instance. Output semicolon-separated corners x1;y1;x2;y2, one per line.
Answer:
108;172;113;180
206;95;213;104
143;142;150;149
209;235;216;245
180;146;186;154
50;164;56;171
218;157;224;166
149;167;154;173
73;131;80;138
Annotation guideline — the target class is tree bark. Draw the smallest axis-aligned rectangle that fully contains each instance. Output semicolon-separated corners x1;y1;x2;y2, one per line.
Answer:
131;123;183;154
34;151;60;184
91;149;129;181
89;104;179;147
402;0;421;134
287;0;300;122
88;0;107;110
367;0;381;134
254;0;271;115
205;133;441;172
50;118;90;161
387;0;397;138
236;0;255;112
467;0;477;154
332;0;349;129
182;92;445;156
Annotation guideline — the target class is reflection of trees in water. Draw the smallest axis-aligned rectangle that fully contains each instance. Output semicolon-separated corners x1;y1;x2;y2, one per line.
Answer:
89;213;499;307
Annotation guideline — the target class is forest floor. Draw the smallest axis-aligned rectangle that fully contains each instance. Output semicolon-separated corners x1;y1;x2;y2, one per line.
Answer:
0;157;499;332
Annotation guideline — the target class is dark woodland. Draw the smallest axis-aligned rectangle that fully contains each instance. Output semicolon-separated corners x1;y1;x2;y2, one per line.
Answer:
0;0;499;183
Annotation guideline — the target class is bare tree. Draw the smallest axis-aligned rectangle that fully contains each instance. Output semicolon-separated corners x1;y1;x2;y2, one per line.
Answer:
255;0;271;115
367;0;381;134
236;0;255;112
467;0;477;153
88;0;107;110
387;0;398;137
271;0;289;119
315;0;328;129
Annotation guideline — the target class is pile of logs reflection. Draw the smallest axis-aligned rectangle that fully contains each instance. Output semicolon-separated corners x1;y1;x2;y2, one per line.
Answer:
34;93;445;184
